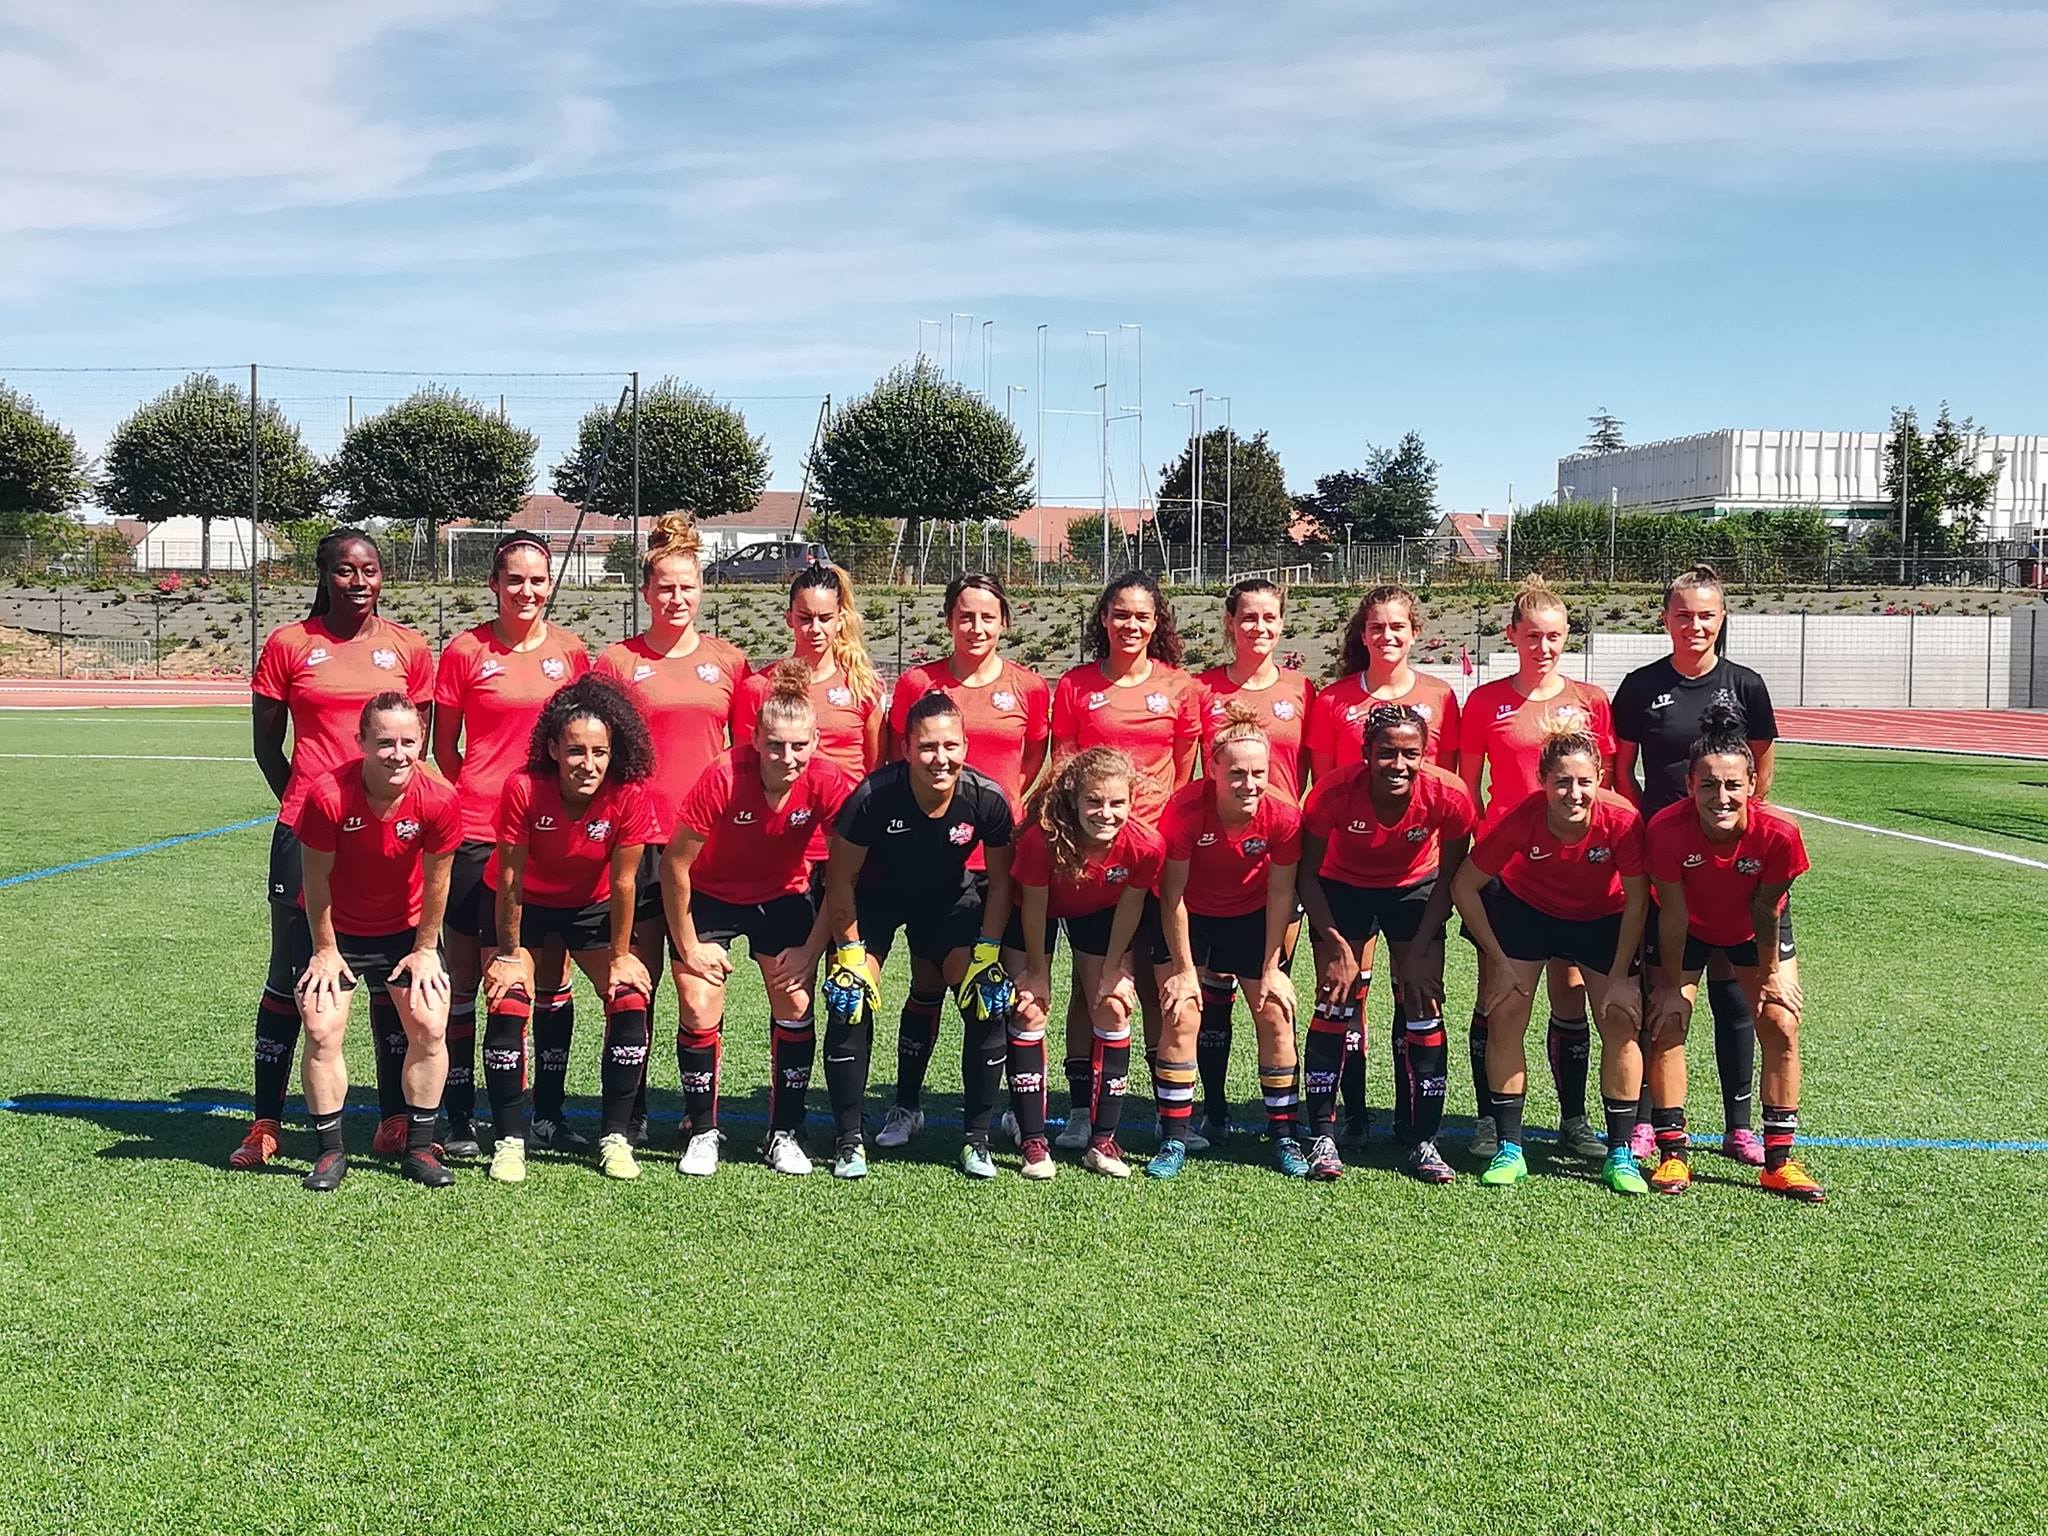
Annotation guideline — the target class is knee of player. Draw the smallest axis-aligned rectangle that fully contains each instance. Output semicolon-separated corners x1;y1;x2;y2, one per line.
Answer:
1755;1001;1800;1043
301;1006;349;1049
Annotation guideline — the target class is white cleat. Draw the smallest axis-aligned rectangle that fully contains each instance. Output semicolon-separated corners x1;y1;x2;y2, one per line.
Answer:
675;1129;721;1178
875;1105;924;1148
763;1130;813;1176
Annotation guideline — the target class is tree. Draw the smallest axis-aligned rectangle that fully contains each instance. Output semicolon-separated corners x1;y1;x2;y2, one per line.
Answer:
1879;403;2000;557
1153;427;1293;549
330;387;535;552
1582;408;1626;454
0;383;89;538
809;360;1032;537
1293;431;1439;544
99;373;322;573
806;508;897;585
553;378;768;521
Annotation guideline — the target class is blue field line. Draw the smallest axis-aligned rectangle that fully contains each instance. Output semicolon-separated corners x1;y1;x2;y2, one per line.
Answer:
0;1094;2042;1153
0;817;269;890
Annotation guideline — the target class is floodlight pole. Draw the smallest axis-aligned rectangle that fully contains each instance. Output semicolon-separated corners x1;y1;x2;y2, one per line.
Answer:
1096;381;1110;583
630;370;641;635
1216;395;1233;579
248;363;260;673
1034;324;1047;560
1190;388;1206;585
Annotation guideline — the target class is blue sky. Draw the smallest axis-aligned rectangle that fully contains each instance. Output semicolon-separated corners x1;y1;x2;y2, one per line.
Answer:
3;0;2046;511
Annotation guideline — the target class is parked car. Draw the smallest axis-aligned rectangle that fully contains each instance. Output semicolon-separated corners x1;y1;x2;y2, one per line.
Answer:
703;539;831;585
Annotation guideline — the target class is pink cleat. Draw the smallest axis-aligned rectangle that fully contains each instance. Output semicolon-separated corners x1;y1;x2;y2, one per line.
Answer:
1723;1127;1766;1166
1628;1121;1657;1162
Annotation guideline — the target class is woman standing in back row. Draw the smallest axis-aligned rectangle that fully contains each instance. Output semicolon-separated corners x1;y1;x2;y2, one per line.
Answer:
731;563;884;780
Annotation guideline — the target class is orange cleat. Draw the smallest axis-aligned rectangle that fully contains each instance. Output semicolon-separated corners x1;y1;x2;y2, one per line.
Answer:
1760;1160;1826;1203
371;1114;408;1156
227;1118;282;1169
1649;1152;1693;1195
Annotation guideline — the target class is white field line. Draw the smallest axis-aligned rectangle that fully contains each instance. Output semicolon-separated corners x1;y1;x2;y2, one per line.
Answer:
1776;806;2048;871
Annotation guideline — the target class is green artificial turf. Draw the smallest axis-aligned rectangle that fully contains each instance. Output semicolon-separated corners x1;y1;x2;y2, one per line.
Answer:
1;717;2044;1535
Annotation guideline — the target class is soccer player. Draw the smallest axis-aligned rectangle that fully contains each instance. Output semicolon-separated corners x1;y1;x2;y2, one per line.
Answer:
819;691;1017;1180
594;512;749;1143
877;573;1050;1147
1196;579;1315;799
477;675;656;1183
1457;578;1617;1164
1451;722;1650;1194
291;694;461;1190
1007;748;1164;1179
1612;563;1782;1166
1303;583;1457;1144
1298;705;1476;1183
1642;704;1821;1201
731;563;883;779
433;533;590;1160
1152;705;1302;1179
661;663;855;1177
1049;571;1202;1148
230;528;434;1171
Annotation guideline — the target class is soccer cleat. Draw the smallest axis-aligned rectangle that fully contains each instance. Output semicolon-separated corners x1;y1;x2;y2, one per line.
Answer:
1480;1144;1529;1187
228;1118;282;1170
1723;1128;1766;1167
1082;1139;1131;1179
999;1110;1021;1146
1649;1153;1693;1195
1018;1137;1057;1181
528;1116;590;1152
1146;1139;1187;1180
875;1105;924;1148
1306;1134;1344;1182
371;1114;408;1157
675;1130;720;1178
832;1143;868;1180
1178;1120;1211;1154
1198;1112;1234;1144
1469;1115;1499;1160
1339;1113;1369;1148
1759;1160;1826;1203
597;1133;641;1181
763;1130;813;1177
1601;1147;1650;1196
1628;1121;1658;1162
1405;1141;1457;1184
1558;1115;1609;1159
1053;1111;1093;1152
627;1113;650;1150
959;1143;998;1180
1272;1137;1311;1179
488;1137;527;1184
401;1148;456;1188
301;1150;348;1192
441;1119;483;1160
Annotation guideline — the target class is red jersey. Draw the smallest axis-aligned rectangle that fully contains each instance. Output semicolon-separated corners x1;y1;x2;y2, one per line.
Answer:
594;633;748;844
1304;761;1477;890
1050;661;1204;824
1306;671;1460;773
889;658;1051;811
732;665;878;780
293;765;461;937
1160;780;1302;919
1195;666;1316;800
486;772;655;910
1646;801;1808;947
436;623;591;843
675;749;856;906
1470;789;1643;921
1011;819;1165;920
1460;676;1616;823
253;615;435;826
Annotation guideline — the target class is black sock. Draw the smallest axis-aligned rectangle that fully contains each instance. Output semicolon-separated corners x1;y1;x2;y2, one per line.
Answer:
482;991;532;1141
375;995;413;1122
1653;1104;1688;1160
1603;1095;1637;1151
632;1053;651;1125
602;991;651;1138
1468;1009;1492;1123
1089;1027;1132;1139
823;1008;873;1148
676;1017;721;1134
1195;981;1235;1120
1389;994;1412;1142
1340;970;1370;1124
769;1016;815;1133
252;993;301;1123
312;1109;345;1156
405;1101;438;1154
1493;1089;1527;1149
1008;1024;1049;1142
1303;1001;1352;1138
1708;979;1756;1131
1761;1104;1798;1170
1065;1056;1093;1124
1402;1014;1448;1146
1546;1014;1590;1123
894;987;944;1110
961;1013;1006;1149
532;990;574;1123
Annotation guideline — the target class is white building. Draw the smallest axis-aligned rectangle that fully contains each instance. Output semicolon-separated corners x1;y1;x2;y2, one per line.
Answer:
1557;429;2048;538
130;515;281;571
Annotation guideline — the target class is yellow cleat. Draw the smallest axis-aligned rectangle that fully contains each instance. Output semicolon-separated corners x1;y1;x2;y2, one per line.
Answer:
1649;1153;1692;1195
1759;1160;1825;1203
488;1137;527;1185
596;1132;641;1181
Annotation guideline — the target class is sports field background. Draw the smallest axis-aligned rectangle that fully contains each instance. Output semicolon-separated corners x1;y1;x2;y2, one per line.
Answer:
1;708;2044;1534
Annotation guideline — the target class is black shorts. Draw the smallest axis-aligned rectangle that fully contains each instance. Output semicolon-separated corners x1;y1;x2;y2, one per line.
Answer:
635;843;664;923
1324;876;1437;947
857;880;983;965
446;839;493;939
335;928;424;992
1483;881;1635;975
266;819;303;908
485;891;613;954
1645;898;1797;972
1133;892;1170;967
688;889;816;958
1187;909;1296;977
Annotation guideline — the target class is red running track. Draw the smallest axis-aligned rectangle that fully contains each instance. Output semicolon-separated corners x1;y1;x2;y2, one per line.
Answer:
0;678;251;708
1777;708;2048;760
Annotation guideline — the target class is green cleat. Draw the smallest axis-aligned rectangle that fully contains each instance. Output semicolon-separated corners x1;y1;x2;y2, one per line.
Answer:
596;1132;640;1181
488;1137;527;1185
1479;1143;1529;1187
832;1143;868;1180
959;1143;997;1180
1602;1146;1649;1196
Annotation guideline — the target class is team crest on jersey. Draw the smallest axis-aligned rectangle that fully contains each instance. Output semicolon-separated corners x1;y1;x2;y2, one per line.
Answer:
585;818;612;841
371;648;398;670
633;664;655;683
1271;699;1297;721
1085;691;1108;711
992;690;1017;712
788;807;813;826
1736;856;1763;875
827;686;853;707
696;663;722;683
947;823;975;846
1406;826;1427;843
542;657;567;681
1242;836;1268;856
394;818;420;843
1586;844;1612;863
479;660;505;681
1144;692;1168;715
306;647;330;668
1197;832;1218;847
1682;853;1705;868
341;814;365;832
1104;864;1130;884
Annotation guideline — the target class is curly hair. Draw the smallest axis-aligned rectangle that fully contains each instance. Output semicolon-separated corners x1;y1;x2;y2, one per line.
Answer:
1363;701;1430;754
307;527;385;620
641;512;702;586
788;563;882;706
1087;570;1183;666
1030;747;1135;881
524;673;655;784
1336;584;1416;678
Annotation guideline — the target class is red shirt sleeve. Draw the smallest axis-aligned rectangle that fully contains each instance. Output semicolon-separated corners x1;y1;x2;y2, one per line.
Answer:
1610;801;1646;876
1268;798;1303;866
1301;775;1337;840
433;633;473;709
1023;671;1052;745
1050;671;1081;747
404;632;435;704
1130;824;1167;892
887;670;920;736
1586;689;1618;765
252;628;296;702
1161;789;1199;861
1645;810;1682;884
675;756;731;841
295;775;340;852
1173;675;1204;746
1468;794;1526;877
620;782;658;845
730;673;766;747
1766;816;1810;884
423;780;463;854
1439;773;1478;842
496;773;533;847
